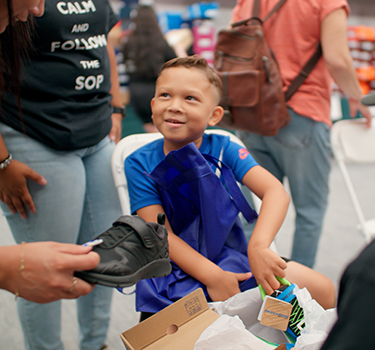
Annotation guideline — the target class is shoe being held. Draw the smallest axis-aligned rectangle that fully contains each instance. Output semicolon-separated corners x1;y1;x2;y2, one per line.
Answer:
75;214;171;287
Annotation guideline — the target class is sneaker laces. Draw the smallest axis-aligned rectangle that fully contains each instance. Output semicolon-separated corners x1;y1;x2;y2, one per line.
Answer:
97;225;130;248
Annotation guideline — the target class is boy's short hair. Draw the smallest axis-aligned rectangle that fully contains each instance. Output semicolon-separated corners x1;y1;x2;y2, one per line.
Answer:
159;55;223;103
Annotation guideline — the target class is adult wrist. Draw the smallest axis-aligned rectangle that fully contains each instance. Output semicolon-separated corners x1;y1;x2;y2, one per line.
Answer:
15;242;26;300
0;154;13;170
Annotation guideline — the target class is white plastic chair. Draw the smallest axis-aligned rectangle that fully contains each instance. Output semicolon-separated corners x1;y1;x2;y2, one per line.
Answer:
111;129;277;252
111;132;163;216
331;118;375;243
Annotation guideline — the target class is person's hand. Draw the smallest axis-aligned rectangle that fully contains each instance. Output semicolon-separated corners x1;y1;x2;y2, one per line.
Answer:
248;246;287;295
206;269;252;302
3;242;100;303
109;112;122;143
348;97;372;128
0;160;46;219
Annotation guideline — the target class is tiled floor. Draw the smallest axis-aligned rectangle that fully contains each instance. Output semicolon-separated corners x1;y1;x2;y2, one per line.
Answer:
0;153;374;349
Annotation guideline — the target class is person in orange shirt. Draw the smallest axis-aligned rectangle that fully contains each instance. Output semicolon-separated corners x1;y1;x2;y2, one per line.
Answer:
231;0;372;268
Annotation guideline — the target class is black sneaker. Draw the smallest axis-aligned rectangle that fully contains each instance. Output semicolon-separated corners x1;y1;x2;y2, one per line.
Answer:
74;214;171;287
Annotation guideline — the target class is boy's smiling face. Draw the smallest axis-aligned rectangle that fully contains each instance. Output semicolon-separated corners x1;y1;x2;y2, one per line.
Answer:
151;66;223;154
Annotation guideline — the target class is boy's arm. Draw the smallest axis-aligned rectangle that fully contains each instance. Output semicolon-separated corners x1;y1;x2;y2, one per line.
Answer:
137;204;252;302
242;165;290;295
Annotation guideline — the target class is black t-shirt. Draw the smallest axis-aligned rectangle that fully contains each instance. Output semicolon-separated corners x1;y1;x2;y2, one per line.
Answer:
320;239;375;349
1;0;118;150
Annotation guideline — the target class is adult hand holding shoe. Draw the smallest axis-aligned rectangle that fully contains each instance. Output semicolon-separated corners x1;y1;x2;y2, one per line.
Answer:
0;242;100;303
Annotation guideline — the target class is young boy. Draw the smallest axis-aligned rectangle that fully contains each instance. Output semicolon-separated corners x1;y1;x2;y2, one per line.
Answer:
125;56;335;319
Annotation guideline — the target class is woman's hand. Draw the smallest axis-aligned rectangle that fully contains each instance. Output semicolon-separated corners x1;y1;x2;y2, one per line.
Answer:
109;112;122;143
1;242;99;303
0;160;46;219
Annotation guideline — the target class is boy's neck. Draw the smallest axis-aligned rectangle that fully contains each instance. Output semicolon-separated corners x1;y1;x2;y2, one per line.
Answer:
163;137;204;155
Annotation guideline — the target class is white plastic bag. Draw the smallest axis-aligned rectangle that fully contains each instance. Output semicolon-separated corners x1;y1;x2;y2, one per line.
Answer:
294;287;337;350
194;288;289;350
194;287;337;350
194;314;275;350
210;287;289;344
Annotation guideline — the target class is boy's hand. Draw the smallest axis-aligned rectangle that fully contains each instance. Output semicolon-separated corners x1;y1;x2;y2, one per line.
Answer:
206;270;252;302
248;246;287;295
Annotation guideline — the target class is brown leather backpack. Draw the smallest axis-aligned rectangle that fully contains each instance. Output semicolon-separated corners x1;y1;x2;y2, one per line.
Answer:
213;0;322;136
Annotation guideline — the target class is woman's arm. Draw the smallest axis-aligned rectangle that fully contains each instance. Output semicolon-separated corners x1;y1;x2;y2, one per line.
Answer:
0;242;99;303
107;37;123;143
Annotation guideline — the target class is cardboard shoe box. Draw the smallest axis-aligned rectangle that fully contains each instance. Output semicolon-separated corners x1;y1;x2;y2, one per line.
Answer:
121;288;219;350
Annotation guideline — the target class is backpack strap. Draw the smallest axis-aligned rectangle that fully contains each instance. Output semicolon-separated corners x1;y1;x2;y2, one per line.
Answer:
253;0;288;22
219;72;232;124
232;0;287;28
285;43;322;101
252;0;261;19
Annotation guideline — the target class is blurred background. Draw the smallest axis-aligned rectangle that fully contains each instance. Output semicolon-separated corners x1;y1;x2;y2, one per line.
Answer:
110;0;375;136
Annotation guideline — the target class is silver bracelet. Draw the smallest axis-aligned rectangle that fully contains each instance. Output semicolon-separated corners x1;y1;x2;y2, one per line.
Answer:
0;154;13;170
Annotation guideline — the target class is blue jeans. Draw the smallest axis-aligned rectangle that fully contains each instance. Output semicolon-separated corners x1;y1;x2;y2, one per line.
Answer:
0;123;122;350
238;109;331;267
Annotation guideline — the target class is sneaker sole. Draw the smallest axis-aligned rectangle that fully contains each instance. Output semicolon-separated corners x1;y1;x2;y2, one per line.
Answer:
75;259;172;288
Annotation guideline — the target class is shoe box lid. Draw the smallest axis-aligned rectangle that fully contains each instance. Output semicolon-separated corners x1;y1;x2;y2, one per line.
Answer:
120;288;219;350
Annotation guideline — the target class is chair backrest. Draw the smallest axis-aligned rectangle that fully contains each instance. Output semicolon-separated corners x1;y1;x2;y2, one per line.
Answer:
330;118;375;242
112;132;163;215
331;118;375;163
111;129;262;215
